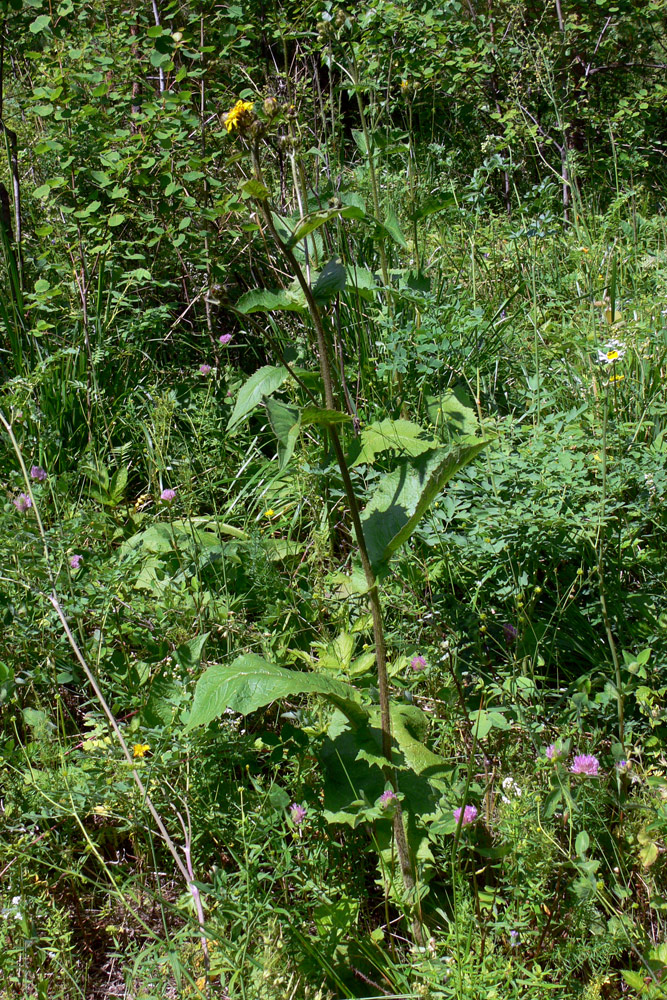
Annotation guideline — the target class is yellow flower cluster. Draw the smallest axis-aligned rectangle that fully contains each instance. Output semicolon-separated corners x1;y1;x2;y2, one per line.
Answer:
224;99;255;133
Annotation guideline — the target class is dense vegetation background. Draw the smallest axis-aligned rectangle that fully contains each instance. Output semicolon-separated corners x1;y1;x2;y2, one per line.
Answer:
1;0;667;997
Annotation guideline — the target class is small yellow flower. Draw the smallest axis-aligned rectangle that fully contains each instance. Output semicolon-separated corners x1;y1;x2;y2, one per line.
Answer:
224;99;255;133
264;508;276;518
133;743;150;758
134;492;152;512
609;373;625;383
606;350;619;361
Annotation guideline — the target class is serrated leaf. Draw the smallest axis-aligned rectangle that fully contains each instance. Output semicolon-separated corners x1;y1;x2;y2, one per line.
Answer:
622;970;647;991
312;258;346;304
264;395;301;468
350;419;437;467
409;193;455;222
172;632;209;671
381;208;407;248
109;465;128;503
301;407;352;427
186;654;368;730
286;208;344;248
227;365;288;432
235;287;306;314
361;439;492;572
239;178;270;200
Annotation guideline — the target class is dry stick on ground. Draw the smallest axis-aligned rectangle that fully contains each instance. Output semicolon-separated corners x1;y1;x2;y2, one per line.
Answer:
0;408;210;973
249;143;422;939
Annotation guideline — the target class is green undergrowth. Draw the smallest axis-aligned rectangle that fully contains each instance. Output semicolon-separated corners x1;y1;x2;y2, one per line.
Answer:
2;1;667;996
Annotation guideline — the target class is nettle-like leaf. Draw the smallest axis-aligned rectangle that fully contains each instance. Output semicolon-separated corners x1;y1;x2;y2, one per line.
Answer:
350;419;438;467
227;365;289;432
361;439;493;573
186;654;369;730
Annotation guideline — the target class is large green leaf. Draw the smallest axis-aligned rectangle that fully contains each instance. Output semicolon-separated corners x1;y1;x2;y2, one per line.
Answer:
350;419;438;467
264;395;301;468
227;365;288;432
312;258;346;304
381;208;407;248
344;265;380;300
361;439;493;572
301;407;352;428
186;654;368;730
285;206;364;249
426;386;479;438
235;287;306;314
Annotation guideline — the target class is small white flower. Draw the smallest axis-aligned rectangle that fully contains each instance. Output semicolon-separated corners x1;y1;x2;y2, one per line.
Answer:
501;777;522;803
596;339;626;365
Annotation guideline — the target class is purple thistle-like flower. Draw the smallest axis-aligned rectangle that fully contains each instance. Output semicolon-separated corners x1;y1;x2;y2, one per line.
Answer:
13;493;32;512
30;465;47;482
503;623;518;644
571;754;600;776
160;488;176;503
289;803;306;826
410;654;427;671
453;805;478;826
219;333;233;346
379;790;398;809
70;554;83;569
199;363;212;375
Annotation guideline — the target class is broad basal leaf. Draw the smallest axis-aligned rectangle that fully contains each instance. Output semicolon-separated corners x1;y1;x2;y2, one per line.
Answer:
361;439;493;572
350;419;438;467
186;654;368;730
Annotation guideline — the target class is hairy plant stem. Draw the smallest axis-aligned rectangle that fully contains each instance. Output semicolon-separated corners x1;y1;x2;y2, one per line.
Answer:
251;143;420;929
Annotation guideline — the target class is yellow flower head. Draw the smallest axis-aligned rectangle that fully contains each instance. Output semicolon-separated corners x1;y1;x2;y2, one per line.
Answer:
224;100;255;133
264;508;276;518
133;743;150;758
606;350;619;361
608;373;625;383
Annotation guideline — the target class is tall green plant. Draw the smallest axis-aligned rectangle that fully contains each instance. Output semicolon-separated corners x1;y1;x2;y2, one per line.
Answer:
186;104;492;935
